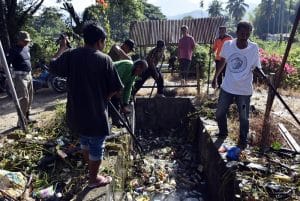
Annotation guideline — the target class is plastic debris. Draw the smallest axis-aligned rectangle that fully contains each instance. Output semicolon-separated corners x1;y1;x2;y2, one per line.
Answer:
226;146;241;161
0;170;27;199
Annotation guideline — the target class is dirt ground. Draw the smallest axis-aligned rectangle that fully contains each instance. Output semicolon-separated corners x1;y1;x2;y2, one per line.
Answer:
0;88;66;133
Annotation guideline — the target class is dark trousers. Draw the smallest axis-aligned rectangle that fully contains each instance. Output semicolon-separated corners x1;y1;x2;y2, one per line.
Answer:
109;96;121;125
134;67;164;95
179;58;191;80
216;89;251;144
215;60;226;87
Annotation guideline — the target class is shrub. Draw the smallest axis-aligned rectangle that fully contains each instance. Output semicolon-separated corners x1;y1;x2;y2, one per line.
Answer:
258;48;299;88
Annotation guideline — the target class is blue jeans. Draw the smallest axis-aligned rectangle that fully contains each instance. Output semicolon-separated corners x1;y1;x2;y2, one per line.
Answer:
80;135;106;161
215;89;251;144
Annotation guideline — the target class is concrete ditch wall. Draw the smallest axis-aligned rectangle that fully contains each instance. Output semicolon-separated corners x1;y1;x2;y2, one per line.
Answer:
135;97;238;201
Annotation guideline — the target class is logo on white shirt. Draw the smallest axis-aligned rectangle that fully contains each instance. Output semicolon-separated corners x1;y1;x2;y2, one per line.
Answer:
228;53;247;73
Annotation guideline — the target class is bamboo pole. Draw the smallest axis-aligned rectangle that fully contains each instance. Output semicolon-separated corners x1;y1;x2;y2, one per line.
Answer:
260;5;300;151
0;41;27;132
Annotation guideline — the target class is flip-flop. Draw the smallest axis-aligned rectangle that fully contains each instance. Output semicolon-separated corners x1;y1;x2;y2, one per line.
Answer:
88;175;112;188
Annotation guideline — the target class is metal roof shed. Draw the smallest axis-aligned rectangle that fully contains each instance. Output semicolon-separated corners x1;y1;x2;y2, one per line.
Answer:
129;17;226;47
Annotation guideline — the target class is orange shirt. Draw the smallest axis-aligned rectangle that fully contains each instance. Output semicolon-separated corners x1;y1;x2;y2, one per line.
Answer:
213;35;232;61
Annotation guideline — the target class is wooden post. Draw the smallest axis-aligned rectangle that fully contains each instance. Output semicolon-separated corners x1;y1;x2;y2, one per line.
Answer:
196;62;200;95
260;5;300;152
260;73;275;150
207;42;212;95
0;41;27;132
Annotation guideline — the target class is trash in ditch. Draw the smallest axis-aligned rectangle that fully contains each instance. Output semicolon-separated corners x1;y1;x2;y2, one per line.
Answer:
265;182;293;199
245;162;268;173
32;185;55;199
126;129;208;201
0;169;27;199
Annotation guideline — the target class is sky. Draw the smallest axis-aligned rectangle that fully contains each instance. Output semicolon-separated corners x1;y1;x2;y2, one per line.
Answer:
43;0;258;17
147;0;258;17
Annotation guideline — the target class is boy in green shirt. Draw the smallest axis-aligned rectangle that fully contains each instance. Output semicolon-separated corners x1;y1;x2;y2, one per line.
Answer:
111;59;148;127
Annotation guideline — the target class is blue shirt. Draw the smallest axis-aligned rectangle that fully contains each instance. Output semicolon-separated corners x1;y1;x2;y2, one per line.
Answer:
8;45;32;72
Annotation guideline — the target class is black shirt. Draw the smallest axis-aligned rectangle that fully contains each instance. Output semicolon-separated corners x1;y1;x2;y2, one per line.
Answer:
7;45;32;72
50;47;123;137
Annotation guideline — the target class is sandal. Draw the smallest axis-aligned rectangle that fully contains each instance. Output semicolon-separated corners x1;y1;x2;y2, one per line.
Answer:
88;175;112;188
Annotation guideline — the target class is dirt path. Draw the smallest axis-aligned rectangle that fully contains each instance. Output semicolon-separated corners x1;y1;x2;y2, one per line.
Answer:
0;88;66;133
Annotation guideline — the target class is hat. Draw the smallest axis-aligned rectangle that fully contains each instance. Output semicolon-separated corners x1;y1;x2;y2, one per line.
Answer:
17;31;31;42
124;39;135;51
156;40;165;48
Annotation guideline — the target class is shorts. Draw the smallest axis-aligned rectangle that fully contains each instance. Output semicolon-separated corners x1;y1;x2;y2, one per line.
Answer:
80;135;106;161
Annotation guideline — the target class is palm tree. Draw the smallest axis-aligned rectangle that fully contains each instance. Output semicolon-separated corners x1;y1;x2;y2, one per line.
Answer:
208;0;223;17
226;0;249;23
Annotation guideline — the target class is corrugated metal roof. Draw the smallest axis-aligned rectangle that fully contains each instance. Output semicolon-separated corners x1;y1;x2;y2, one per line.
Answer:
129;17;226;46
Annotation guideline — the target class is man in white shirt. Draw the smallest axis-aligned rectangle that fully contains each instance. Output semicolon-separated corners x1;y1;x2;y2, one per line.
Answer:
212;21;262;149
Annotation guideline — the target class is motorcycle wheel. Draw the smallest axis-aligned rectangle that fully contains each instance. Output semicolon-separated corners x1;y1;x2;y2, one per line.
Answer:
50;77;67;93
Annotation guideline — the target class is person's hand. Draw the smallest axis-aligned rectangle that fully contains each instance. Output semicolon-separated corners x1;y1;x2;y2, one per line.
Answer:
121;105;131;114
59;36;70;50
211;77;217;89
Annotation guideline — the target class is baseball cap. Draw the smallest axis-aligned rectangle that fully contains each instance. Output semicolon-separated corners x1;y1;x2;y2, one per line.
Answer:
124;39;135;51
17;31;31;42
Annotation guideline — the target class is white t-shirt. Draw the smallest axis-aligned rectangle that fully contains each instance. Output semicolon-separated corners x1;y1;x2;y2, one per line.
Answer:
220;39;261;95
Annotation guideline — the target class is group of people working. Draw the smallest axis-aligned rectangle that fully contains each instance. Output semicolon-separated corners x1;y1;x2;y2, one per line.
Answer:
4;20;262;188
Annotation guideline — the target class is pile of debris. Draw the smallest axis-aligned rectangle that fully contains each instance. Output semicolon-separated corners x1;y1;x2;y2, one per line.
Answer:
124;128;208;201
225;147;300;200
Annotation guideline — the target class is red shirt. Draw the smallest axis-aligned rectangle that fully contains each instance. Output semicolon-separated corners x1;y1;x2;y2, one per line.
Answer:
178;35;196;61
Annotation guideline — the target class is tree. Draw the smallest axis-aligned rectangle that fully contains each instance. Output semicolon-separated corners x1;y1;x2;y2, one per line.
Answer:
24;7;69;65
0;0;44;52
226;0;249;23
208;0;224;17
253;0;295;39
142;1;166;20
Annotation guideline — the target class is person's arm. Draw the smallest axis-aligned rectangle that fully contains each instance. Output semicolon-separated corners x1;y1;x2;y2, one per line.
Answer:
212;57;226;88
122;76;136;105
212;41;229;89
191;37;196;51
113;45;131;60
105;57;124;100
49;39;71;77
212;39;217;52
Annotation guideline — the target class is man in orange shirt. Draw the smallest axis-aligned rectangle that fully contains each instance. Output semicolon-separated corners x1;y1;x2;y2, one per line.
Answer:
213;26;232;88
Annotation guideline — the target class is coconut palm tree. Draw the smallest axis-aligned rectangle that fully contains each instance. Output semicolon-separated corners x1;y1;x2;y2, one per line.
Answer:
208;0;224;17
226;0;249;23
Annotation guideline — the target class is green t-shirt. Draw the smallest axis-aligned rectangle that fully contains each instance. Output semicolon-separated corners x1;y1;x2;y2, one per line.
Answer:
113;60;136;105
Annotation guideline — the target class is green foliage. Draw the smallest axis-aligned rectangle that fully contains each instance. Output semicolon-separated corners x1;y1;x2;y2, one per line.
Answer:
143;1;166;20
253;0;297;39
252;38;300;89
271;141;282;150
108;0;144;41
208;0;224;17
24;7;71;66
226;0;249;23
191;44;209;79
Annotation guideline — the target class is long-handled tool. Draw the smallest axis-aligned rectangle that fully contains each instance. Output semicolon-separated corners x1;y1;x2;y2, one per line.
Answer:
108;101;144;155
256;67;300;126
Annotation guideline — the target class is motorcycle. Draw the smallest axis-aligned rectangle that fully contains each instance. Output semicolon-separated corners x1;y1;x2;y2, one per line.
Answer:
32;62;67;93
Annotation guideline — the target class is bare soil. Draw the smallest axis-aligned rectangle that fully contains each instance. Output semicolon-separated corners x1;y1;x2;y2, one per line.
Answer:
0;88;66;133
